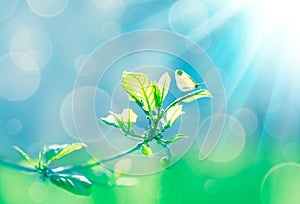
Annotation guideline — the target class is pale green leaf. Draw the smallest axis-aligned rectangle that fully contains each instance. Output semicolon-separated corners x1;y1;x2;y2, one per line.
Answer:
108;111;125;128
161;134;188;144
121;71;156;111
50;174;92;196
99;115;120;128
158;72;171;100
13;146;35;166
165;89;212;112
141;144;153;158
181;89;212;103
45;143;86;164
121;108;137;126
166;105;184;126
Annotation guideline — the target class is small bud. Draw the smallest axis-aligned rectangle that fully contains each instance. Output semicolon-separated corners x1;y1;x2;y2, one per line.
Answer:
141;144;153;158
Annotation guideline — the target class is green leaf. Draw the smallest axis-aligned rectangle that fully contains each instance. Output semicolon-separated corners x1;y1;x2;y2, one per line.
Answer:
109;111;125;128
121;71;156;111
13;146;35;166
161;134;188;144
153;83;161;107
160;156;171;168
158;72;171;101
166;105;184;126
165;89;212;112
141;144;153;158
45;143;86;164
100;108;138;128
120;108;138;127
99;114;120;128
50;174;92;196
180;89;212;103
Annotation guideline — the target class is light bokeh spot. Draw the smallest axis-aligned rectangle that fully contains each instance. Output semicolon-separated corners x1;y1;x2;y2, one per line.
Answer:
198;114;246;163
0;54;40;101
5;118;23;135
232;108;258;136
0;0;18;23
261;163;300;204
27;0;69;17
61;86;113;142
169;0;209;38
28;182;48;202
99;20;121;40
9;28;52;71
264;105;298;139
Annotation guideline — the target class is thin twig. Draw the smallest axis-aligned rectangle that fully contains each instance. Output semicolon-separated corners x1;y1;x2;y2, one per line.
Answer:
54;142;144;173
0;158;37;173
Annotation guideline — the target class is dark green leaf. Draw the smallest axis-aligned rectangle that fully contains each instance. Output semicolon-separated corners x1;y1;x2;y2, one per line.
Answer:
50;174;92;196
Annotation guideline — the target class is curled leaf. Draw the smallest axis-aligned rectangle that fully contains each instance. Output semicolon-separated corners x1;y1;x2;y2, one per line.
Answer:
50;174;92;196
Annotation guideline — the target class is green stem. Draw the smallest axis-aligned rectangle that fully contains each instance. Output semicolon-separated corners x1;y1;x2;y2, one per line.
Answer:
55;142;144;173
0;158;37;173
121;127;144;139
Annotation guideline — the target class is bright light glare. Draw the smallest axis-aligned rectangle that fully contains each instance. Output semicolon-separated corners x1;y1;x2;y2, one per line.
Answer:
250;0;300;66
263;0;299;24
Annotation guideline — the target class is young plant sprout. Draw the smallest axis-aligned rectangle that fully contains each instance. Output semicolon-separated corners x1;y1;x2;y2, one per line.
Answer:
1;69;212;196
100;70;212;166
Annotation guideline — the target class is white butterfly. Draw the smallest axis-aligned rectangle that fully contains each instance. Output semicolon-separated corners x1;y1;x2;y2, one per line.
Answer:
175;69;204;92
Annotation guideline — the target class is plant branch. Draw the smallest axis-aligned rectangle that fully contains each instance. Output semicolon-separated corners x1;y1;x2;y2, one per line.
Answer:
0;157;37;173
55;142;144;173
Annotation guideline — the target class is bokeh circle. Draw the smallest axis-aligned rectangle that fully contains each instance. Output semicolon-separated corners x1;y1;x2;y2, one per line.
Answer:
27;0;69;17
261;163;300;204
0;53;40;101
